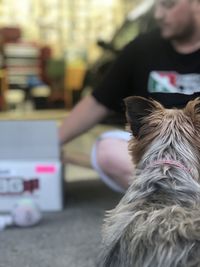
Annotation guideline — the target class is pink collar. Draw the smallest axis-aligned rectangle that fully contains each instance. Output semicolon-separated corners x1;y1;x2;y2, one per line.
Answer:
146;159;191;174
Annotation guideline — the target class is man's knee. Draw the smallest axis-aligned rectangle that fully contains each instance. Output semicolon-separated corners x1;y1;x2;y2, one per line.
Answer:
96;138;133;177
96;138;116;172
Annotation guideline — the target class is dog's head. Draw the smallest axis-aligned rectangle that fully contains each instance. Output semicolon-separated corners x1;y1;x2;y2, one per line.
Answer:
124;96;200;165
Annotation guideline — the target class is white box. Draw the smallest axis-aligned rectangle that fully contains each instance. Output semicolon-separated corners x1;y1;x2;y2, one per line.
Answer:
0;120;63;212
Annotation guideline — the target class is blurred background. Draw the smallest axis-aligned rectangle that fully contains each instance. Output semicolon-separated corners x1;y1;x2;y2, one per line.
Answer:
0;0;155;114
0;3;156;265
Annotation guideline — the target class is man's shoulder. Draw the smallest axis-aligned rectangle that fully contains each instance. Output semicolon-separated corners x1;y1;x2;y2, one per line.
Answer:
125;29;164;51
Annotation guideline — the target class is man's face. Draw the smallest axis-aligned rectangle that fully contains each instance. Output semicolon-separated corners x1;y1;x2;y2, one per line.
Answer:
154;0;197;40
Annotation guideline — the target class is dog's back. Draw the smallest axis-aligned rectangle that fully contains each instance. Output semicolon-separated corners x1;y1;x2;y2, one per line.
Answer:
100;97;200;267
101;202;200;267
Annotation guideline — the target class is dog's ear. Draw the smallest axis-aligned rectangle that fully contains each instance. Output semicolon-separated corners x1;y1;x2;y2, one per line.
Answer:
124;96;162;137
184;97;200;121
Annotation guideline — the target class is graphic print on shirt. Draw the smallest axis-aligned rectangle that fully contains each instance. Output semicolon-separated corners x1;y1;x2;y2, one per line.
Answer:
148;71;200;95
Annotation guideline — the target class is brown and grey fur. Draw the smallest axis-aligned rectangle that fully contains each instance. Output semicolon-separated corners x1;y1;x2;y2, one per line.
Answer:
99;96;200;267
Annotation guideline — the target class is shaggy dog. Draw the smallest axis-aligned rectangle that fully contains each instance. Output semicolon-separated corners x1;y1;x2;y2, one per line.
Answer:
100;96;200;267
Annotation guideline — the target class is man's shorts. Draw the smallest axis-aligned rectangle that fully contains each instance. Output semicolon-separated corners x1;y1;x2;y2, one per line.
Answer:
91;130;131;193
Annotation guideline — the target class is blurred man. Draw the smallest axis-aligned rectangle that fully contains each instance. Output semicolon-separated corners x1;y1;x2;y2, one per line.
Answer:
59;0;200;192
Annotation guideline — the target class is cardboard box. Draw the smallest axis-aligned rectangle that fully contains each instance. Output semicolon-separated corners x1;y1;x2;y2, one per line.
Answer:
0;120;63;212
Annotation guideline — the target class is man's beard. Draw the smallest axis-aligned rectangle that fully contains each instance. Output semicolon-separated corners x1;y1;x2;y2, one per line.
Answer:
159;22;196;43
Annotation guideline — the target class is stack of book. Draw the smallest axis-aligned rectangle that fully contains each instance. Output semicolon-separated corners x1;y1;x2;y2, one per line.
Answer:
3;42;40;89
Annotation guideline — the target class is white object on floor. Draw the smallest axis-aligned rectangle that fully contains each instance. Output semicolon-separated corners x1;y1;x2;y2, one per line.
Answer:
0;215;13;231
0;198;42;231
12;197;42;227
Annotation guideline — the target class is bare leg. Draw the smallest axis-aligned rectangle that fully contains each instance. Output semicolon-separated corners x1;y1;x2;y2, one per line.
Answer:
96;138;134;190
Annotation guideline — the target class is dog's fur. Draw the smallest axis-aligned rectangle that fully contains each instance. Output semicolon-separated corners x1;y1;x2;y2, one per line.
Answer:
100;96;200;267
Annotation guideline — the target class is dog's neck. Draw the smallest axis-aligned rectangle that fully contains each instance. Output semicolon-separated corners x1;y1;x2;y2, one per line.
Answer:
145;159;191;175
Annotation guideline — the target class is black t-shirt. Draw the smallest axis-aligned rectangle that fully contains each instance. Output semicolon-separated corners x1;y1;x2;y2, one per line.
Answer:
92;30;200;114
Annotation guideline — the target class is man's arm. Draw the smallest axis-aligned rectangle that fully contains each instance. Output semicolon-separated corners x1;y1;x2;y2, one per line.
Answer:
59;94;110;145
